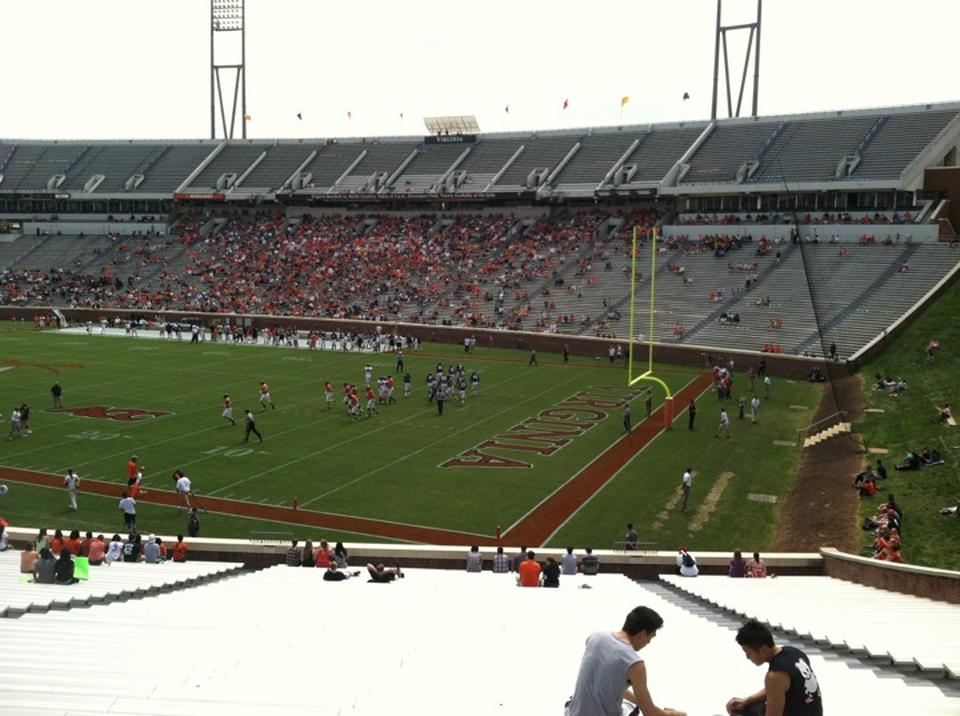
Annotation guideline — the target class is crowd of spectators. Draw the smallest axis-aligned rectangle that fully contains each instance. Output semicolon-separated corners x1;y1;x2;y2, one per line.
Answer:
19;526;192;585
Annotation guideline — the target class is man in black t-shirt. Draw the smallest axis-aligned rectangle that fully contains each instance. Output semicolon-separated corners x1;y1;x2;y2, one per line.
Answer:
726;620;822;716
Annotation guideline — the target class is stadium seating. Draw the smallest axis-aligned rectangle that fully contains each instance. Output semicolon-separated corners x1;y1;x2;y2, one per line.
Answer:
331;141;419;193
237;143;314;191
660;574;960;679
0;565;956;714
492;134;581;190
615;125;708;185
451;137;523;191
137;143;219;193
186;143;270;190
682;123;779;184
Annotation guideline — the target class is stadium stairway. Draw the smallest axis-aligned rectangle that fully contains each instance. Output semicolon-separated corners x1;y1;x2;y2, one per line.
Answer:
802;421;852;448
659;574;960;682
0;551;244;619
1;565;958;714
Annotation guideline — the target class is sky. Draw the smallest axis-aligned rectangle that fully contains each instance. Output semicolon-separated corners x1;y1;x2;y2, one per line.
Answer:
1;0;958;141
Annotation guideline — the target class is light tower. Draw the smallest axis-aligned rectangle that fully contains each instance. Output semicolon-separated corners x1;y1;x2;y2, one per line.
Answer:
210;0;247;139
710;0;762;120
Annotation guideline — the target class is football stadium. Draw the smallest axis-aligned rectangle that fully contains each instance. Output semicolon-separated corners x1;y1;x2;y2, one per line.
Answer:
0;2;959;714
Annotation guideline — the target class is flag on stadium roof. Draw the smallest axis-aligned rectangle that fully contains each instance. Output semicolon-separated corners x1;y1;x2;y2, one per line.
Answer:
620;96;630;107
563;98;569;110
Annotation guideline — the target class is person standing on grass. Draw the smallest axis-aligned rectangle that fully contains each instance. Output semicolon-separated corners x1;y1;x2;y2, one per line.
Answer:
396;350;404;373
645;390;653;417
8;406;22;440
688;399;697;430
529;348;538;366
750;396;761;424
173;470;193;511
126;455;140;492
681;468;694;513
716;408;731;439
244;409;263;443
726;620;822;716
565;605;687;716
187;508;200;538
64;469;80;511
222;394;236;426
764;374;772;399
623;403;632;434
50;381;63;408
118;492;136;532
259;381;276;410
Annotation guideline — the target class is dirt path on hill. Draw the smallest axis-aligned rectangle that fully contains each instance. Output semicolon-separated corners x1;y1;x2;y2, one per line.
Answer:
772;375;865;553
0;374;714;547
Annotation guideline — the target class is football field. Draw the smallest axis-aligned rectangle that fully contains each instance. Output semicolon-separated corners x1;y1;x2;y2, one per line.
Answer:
0;327;821;551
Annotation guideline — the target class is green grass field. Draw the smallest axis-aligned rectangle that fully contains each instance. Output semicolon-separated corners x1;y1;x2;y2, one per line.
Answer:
856;285;960;570
0;327;820;552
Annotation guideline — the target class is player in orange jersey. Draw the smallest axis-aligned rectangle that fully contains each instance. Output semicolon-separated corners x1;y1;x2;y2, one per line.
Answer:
259;381;276;410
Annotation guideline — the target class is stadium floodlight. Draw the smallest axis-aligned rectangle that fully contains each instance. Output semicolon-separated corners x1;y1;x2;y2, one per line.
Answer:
423;116;481;136
710;0;762;119
210;0;247;139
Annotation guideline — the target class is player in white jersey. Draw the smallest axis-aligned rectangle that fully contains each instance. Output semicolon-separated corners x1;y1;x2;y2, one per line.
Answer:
363;364;373;388
173;470;193;510
222;394;235;426
64;469;80;510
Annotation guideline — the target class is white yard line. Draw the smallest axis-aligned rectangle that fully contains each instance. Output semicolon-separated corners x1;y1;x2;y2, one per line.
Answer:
208;368;546;498
299;372;585;507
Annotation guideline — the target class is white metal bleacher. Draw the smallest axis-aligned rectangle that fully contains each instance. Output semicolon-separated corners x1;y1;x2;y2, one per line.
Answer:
661;574;960;680
1;565;957;715
0;550;242;618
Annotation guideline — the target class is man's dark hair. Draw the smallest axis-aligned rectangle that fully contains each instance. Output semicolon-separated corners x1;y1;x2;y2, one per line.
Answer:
736;620;775;649
623;606;663;636
291;539;298;547
526;550;535;560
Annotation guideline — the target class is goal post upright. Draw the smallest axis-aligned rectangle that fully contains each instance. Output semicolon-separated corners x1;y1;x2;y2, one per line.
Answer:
628;225;674;427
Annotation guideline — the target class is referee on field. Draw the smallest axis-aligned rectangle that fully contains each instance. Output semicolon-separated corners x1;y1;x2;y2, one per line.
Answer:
244;409;263;443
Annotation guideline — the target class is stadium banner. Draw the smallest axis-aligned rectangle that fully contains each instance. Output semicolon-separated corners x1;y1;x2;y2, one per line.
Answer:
424;134;477;144
301;191;495;203
173;192;226;201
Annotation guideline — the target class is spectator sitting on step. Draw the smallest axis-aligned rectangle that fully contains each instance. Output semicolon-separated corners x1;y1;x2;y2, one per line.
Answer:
465;544;483;573
517;550;542;587
105;534;124;563
580;547;600;575
728;550;747;578
285;539;300;567
122;533;142;562
542;557;561;587
300;540;315;568
676;546;698;577
20;542;39;573
54;549;79;585
314;540;332;568
745;552;767;578
33;548;57;584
